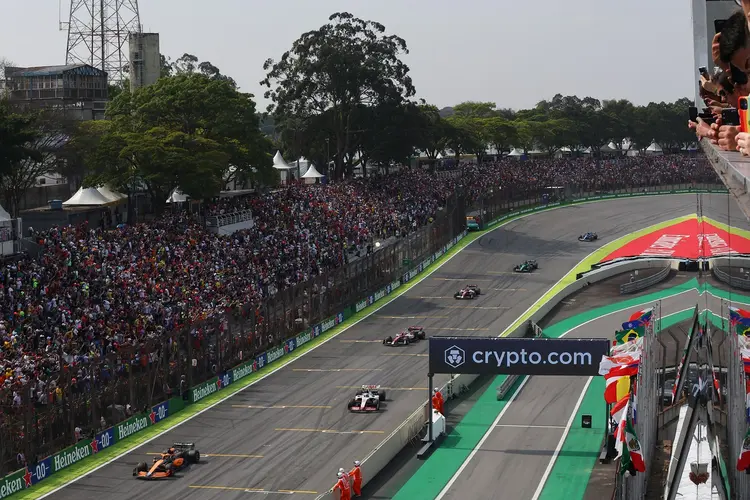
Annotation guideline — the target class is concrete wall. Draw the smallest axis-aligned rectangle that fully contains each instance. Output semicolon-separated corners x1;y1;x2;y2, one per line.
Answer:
12;183;72;212
129;33;160;91
314;258;663;499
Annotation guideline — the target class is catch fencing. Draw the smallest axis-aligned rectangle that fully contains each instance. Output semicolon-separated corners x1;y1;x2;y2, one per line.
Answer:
722;300;750;498
620;302;662;500
0;181;727;476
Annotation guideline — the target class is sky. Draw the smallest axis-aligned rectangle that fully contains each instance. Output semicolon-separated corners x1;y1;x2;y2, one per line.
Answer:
1;0;695;112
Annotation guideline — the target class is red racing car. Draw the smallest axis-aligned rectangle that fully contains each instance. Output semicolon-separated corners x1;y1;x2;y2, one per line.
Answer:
454;284;481;299
383;326;427;346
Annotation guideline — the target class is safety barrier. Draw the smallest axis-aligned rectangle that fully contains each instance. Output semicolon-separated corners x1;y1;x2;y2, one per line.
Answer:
496;375;520;400
620;264;672;294
713;266;750;291
2;187;726;500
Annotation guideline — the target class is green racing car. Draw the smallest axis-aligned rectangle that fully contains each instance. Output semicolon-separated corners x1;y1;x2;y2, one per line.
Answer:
513;260;538;273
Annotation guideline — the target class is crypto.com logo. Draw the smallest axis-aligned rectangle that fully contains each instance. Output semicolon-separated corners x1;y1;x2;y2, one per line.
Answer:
444;345;465;369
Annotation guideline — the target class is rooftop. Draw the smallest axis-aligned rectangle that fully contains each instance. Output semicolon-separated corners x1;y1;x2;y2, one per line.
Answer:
6;64;107;78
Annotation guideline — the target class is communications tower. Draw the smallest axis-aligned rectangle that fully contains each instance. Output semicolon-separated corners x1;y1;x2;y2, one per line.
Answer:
60;0;142;84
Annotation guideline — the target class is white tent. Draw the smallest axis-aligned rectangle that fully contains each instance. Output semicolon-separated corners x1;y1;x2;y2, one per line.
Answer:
301;163;324;179
600;143;616;153
507;148;524;157
96;185;126;203
63;187;111;206
436;153;443;160
646;142;664;155
272;150;294;170
166;188;188;204
0;204;10;221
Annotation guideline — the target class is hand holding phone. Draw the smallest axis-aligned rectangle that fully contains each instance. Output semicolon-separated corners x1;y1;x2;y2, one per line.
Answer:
722;107;741;126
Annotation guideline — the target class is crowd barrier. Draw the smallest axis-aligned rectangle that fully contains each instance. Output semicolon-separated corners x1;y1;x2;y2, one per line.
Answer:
713;266;750;291
620;264;673;294
0;185;728;500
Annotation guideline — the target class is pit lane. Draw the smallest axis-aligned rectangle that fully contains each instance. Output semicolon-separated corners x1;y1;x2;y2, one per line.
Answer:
42;194;729;500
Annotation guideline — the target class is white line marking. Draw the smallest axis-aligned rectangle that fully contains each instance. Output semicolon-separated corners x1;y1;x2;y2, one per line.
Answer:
530;376;593;500
41;197;699;497
434;376;530;500
494;424;567;429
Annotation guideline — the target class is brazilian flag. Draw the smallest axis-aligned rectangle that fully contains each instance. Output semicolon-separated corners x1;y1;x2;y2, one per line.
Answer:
615;327;645;344
737;324;750;337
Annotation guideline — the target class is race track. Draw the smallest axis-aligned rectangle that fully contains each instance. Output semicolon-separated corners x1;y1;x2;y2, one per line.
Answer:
44;194;733;500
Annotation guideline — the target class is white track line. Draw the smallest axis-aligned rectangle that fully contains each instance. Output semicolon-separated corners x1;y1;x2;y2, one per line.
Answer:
37;202;573;497
437;287;698;498
530;376;594;500
38;197;700;497
434;376;531;500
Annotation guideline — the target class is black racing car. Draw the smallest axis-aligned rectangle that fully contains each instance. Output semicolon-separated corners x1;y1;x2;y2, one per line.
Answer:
578;232;598;242
513;260;538;273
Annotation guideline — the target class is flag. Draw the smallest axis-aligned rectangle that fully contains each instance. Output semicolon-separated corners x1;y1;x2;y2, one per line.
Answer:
628;308;653;322
738;324;750;337
613;398;630;457
615;327;645;344
623;415;646;473
599;353;641;376
736;428;750;472
729;306;750;319
622;320;646;330
605;375;631;404
605;364;639;379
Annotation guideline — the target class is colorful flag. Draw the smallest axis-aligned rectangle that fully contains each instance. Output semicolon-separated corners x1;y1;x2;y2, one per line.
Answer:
613;398;630;456
599;352;641;376
729;306;750;319
605;375;631;404
623;415;646;473
615;327;645;344
738;324;750;336
736;428;750;472
628;308;653;322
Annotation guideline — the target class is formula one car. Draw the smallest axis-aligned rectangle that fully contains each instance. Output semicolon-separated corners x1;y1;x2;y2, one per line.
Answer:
348;385;386;412
513;260;538;273
133;443;200;479
383;326;427;346
454;284;481;299
578;232;598;242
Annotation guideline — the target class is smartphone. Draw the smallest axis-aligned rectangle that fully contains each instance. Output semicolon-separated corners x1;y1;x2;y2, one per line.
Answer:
699;66;710;79
689;106;699;122
722;107;741;126
715;19;726;34
740;97;750;132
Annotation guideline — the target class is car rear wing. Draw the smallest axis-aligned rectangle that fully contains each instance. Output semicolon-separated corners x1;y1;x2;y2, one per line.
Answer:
172;442;195;449
361;384;381;390
407;326;423;330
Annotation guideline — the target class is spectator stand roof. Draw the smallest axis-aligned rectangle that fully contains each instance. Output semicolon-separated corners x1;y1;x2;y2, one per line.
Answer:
63;187;113;206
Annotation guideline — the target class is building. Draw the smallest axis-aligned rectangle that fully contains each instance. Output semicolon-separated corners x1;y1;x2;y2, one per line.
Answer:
1;64;108;120
129;33;161;92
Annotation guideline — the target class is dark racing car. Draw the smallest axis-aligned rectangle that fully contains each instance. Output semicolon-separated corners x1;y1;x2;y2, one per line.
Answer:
133;443;200;479
348;385;386;412
513;260;538;273
454;284;481;299
578;232;598;242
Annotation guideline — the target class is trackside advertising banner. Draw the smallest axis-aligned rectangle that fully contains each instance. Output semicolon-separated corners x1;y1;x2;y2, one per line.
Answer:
429;337;610;376
0;188;714;499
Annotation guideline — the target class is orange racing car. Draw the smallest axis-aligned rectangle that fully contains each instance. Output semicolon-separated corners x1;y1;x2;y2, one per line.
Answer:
133;443;201;479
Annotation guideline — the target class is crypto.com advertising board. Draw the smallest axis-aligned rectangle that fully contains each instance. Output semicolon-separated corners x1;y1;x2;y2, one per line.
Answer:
428;336;609;376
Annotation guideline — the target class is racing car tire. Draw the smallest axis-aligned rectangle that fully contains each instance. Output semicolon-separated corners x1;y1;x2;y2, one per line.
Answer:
187;450;200;463
133;462;148;476
378;390;387;401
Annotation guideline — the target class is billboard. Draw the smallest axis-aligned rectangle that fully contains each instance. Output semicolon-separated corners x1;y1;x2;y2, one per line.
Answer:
428;336;610;376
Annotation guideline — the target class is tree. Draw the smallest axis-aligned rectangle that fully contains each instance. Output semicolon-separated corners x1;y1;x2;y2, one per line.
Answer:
452;101;498;119
78;73;272;212
261;12;415;180
0;106;70;216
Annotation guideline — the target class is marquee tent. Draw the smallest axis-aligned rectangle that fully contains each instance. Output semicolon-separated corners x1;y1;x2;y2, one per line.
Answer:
63;187;111;206
166;188;188;204
272;150;294;170
96;185;127;203
301;163;324;179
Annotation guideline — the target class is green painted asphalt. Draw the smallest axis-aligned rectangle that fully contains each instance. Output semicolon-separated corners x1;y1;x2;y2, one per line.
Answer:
393;277;747;500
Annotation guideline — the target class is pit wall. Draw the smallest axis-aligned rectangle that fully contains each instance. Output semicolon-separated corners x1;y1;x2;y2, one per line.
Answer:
314;260;689;499
0;187;723;500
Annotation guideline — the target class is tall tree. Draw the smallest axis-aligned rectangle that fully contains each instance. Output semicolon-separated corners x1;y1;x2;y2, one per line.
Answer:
261;12;415;179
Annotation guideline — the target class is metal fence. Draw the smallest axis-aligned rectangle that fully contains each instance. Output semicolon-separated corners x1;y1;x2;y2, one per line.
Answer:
0;180;726;474
621;302;662;500
713;266;750;291
620;265;671;294
722;299;750;498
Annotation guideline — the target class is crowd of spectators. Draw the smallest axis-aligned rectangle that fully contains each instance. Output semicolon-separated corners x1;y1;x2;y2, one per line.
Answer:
0;153;717;468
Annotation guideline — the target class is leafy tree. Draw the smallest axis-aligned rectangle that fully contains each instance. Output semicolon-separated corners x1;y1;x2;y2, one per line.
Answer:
261;12;415;179
452;101;498;119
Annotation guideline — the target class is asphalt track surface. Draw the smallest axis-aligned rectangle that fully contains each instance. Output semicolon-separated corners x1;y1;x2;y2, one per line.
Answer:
436;286;721;500
46;194;738;500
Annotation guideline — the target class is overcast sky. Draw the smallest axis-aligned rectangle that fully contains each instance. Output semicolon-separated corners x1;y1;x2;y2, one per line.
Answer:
2;0;695;111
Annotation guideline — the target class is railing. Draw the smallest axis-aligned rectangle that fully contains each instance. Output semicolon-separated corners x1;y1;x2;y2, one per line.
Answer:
620;265;671;294
205;208;253;229
712;266;750;291
0;180;724;476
